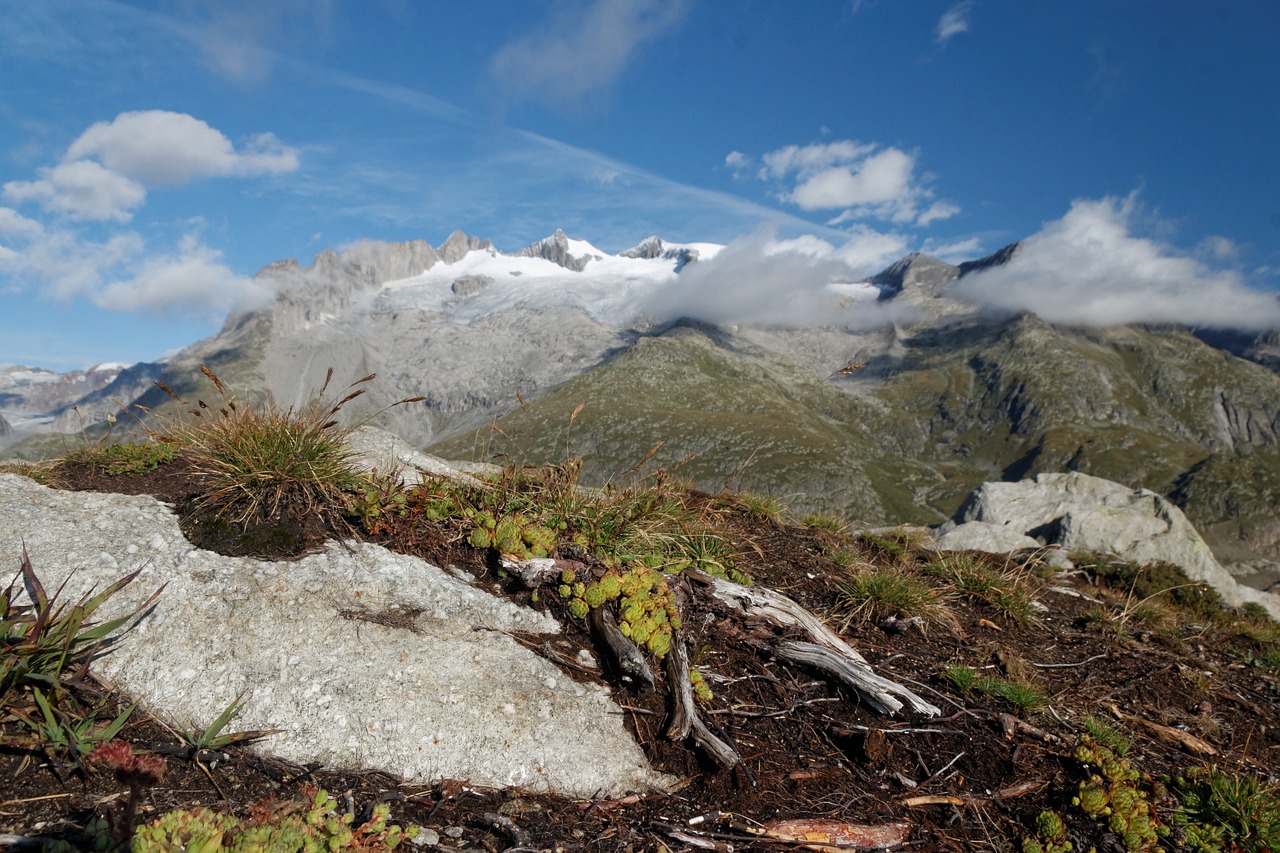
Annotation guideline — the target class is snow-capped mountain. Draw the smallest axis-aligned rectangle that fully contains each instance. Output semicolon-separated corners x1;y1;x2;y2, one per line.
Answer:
0;363;128;413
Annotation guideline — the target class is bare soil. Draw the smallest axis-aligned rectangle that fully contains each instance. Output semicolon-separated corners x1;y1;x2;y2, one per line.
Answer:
3;459;1279;851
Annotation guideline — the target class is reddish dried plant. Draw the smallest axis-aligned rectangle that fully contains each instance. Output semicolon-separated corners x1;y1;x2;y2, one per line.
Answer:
89;740;167;845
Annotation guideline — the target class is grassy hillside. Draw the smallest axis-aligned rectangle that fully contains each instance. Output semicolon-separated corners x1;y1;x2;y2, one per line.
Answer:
432;316;1280;566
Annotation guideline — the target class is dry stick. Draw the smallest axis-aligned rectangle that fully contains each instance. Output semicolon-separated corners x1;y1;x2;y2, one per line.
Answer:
1031;652;1109;669
689;570;941;717
589;605;655;690
665;632;695;741
665;633;741;768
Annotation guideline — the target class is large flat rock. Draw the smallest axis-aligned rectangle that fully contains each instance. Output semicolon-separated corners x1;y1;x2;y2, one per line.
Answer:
0;474;669;796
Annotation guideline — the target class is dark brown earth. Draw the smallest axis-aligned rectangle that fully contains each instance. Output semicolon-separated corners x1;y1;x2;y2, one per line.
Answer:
3;459;1279;851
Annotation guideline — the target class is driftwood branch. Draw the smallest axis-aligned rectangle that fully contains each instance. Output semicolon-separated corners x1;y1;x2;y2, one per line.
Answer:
665;631;695;741
691;570;941;717
589;605;655;690
776;641;939;717
664;633;740;768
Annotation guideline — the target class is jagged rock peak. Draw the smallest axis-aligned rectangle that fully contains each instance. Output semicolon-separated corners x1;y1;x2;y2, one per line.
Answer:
514;229;603;272
871;253;959;300
255;258;301;279
438;229;496;264
621;236;701;271
958;242;1022;278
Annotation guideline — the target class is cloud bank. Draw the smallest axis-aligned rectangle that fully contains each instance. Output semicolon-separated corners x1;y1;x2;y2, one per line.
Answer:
952;195;1280;331
490;0;690;109
0;111;292;316
643;226;913;328
728;140;958;227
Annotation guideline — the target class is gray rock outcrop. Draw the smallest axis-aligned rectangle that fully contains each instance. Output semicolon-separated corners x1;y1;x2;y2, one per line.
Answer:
345;426;501;486
514;230;601;272
437;230;495;264
621;236;700;271
0;474;670;796
451;274;494;297
0;412;10;437
944;472;1280;619
933;520;1041;554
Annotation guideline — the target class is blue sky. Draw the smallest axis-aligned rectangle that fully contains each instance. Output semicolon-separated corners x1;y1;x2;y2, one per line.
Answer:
2;0;1279;370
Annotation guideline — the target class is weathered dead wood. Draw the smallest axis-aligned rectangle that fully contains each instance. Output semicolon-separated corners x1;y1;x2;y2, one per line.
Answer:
665;633;695;741
689;569;872;664
690;716;744;769
500;556;587;589
589;604;655;690
1106;703;1218;756
776;641;941;717
691;570;941;717
663;633;741;767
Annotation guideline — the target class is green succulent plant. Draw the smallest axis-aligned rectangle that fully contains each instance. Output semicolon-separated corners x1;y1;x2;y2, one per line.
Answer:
1071;736;1162;851
52;786;417;852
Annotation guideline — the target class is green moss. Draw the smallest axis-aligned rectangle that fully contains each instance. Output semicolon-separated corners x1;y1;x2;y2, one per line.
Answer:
64;441;176;476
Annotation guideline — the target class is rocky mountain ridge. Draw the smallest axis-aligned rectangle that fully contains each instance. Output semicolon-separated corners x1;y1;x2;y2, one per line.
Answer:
5;231;1280;586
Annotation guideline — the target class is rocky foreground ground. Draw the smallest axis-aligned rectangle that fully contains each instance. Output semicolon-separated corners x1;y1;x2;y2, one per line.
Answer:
2;451;1278;852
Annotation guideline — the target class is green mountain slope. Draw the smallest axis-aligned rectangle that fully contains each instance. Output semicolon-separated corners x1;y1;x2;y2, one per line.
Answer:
431;315;1280;570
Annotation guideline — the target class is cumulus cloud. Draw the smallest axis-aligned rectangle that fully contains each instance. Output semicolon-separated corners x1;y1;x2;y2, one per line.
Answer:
936;1;973;45
643;226;914;328
4;111;298;223
4;161;146;222
733;140;957;227
66;111;299;185
0;207;45;240
1;111;292;317
951;194;1280;332
0;223;271;317
490;0;690;108
94;235;272;314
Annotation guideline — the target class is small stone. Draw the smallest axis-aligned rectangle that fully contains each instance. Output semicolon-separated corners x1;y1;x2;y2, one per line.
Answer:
410;827;439;847
444;826;464;839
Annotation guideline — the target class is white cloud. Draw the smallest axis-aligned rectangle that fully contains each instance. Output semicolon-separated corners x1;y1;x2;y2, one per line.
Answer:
173;0;336;82
790;148;915;211
762;141;876;179
0;207;45;240
0;111;294;318
3;112;297;224
66;111;298;185
922;236;984;263
918;200;962;226
94;235;272;315
1;225;271;318
490;0;690;108
951;194;1280;332
1197;234;1239;262
743;139;957;227
643;226;914;328
3;160;146;222
936;1;973;45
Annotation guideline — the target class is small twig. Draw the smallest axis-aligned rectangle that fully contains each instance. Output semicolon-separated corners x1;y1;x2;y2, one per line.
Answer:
706;697;842;718
1032;653;1108;669
0;793;73;807
923;752;965;786
480;812;529;847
